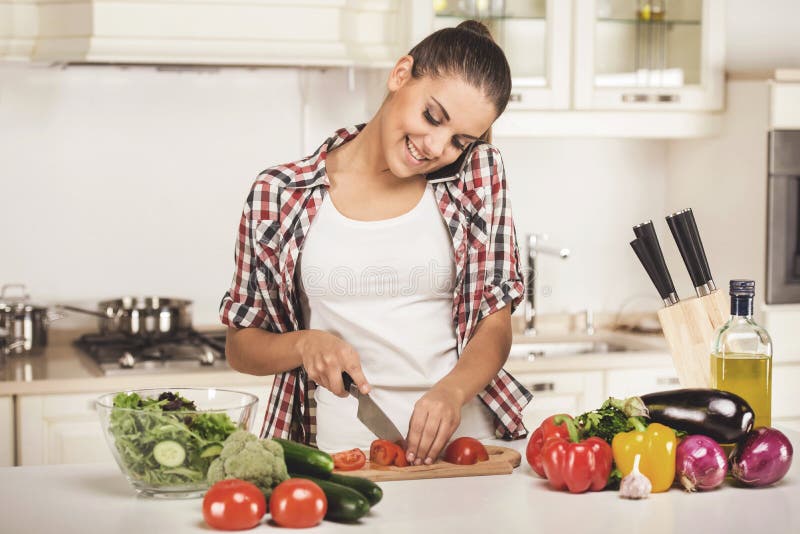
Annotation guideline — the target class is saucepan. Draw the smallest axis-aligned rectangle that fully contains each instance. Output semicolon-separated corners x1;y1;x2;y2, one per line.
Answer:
0;284;63;356
58;296;193;339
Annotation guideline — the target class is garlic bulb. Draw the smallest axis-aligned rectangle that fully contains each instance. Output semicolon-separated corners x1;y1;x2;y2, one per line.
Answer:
620;454;652;499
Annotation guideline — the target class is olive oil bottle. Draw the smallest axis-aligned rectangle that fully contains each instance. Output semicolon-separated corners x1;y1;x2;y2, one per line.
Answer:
710;280;773;428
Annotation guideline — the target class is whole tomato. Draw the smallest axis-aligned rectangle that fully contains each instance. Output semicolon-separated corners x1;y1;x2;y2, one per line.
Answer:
444;437;489;465
269;479;327;529
202;479;266;531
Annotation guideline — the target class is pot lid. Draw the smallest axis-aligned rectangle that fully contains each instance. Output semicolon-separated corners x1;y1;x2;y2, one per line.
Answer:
0;284;47;312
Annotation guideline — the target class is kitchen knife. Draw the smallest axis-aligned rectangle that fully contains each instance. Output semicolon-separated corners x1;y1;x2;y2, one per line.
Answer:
342;373;404;444
631;238;679;306
665;208;716;296
632;221;679;306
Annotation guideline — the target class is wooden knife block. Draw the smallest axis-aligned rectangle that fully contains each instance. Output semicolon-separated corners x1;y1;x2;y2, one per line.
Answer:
656;290;729;388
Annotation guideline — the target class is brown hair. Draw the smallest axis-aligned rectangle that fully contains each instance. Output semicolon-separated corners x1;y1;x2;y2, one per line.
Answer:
407;20;512;142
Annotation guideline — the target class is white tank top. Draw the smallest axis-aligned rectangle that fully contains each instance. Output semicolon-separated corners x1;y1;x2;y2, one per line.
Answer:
298;186;495;452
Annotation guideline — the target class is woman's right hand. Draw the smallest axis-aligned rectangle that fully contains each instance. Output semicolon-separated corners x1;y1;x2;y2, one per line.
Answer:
297;330;370;397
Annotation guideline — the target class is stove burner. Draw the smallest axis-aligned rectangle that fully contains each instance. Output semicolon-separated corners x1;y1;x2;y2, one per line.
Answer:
74;329;228;375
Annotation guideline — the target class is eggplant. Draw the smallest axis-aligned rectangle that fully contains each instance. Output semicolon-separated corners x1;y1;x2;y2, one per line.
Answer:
640;388;754;443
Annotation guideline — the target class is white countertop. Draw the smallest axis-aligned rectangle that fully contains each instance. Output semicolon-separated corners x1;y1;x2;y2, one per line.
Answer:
1;434;798;534
0;328;672;396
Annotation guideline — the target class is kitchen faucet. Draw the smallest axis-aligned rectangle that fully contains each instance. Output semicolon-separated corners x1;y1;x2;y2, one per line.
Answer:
524;233;570;336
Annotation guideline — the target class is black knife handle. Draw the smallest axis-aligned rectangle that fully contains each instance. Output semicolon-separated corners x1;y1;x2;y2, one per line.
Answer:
632;221;678;298
341;372;355;392
666;208;714;293
631;238;674;304
683;209;714;286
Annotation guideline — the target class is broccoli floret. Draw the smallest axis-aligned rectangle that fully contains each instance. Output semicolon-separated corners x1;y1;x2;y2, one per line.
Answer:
575;397;649;444
207;430;289;500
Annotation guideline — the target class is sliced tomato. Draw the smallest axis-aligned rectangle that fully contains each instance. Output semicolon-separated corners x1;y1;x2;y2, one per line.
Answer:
444;437;489;465
370;439;408;467
332;448;367;471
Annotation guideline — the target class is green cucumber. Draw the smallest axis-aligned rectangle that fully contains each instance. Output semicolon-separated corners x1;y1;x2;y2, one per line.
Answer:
199;443;223;458
292;475;370;522
273;438;334;477
152;440;185;467
326;473;382;507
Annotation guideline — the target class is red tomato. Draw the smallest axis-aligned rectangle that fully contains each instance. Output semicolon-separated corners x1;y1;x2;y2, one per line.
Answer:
444;437;489;465
202;479;266;531
332;448;367;471
269;479;327;529
370;440;408;467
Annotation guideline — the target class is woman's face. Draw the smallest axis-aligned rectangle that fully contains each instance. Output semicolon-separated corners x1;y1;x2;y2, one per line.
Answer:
380;56;498;178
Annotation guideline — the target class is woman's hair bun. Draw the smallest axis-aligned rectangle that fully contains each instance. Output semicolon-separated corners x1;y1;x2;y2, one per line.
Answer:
456;20;494;42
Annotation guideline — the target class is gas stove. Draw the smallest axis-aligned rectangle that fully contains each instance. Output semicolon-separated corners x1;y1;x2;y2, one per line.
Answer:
75;329;229;375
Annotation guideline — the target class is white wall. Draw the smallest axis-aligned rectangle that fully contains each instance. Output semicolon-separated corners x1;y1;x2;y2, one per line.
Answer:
0;63;665;326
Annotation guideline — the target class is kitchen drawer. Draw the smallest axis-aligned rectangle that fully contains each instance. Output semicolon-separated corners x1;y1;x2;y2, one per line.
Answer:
15;383;272;466
515;371;604;430
1;397;14;467
605;368;681;399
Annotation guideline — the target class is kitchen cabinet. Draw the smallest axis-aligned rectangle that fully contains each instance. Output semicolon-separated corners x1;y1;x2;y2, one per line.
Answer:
0;396;13;467
404;0;724;137
4;0;410;67
15;384;271;466
430;0;571;110
604;366;681;398
516;370;604;430
573;0;725;111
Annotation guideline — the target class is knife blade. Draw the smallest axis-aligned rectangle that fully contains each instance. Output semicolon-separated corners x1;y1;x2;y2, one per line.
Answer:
342;373;404;444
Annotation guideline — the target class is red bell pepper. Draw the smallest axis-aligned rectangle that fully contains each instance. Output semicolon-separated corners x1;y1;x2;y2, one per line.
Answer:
540;415;613;493
525;414;572;477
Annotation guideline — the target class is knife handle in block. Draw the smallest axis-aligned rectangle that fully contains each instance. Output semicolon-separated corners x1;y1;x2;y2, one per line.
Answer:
657;298;715;388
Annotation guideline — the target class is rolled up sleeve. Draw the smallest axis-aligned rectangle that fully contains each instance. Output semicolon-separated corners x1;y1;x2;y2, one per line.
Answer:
477;148;525;322
219;186;272;330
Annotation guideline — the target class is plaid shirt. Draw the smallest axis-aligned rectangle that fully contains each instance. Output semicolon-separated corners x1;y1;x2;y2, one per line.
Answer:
220;124;532;444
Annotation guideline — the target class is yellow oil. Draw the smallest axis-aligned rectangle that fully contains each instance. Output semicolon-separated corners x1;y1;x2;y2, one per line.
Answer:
710;352;772;428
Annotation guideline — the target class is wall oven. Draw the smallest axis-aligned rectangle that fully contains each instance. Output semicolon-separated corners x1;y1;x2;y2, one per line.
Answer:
767;129;800;304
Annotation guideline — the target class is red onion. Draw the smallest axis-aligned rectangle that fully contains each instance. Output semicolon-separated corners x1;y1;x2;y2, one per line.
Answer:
732;427;794;487
675;435;728;491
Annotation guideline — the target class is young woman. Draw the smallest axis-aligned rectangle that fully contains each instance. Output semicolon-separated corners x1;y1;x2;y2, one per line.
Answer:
221;21;531;466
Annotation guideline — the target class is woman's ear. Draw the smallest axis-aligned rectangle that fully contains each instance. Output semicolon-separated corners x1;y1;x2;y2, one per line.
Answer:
387;55;414;92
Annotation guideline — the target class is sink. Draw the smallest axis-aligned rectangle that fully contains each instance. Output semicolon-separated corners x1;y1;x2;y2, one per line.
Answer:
508;340;628;361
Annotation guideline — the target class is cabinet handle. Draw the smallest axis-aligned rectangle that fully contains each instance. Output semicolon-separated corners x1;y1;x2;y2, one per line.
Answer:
621;93;680;103
656;376;680;386
509;93;522;102
530;382;555;392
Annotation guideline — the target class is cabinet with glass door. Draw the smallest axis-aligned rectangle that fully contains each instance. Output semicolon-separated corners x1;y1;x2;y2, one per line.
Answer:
573;0;724;110
427;0;571;109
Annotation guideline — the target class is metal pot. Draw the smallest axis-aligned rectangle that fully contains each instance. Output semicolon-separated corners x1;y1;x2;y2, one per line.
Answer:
0;284;62;356
59;296;193;338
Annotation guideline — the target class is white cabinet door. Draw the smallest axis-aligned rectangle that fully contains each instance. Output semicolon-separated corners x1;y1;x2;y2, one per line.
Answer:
0;396;14;467
605;367;681;399
16;383;273;466
573;0;725;110
516;371;604;430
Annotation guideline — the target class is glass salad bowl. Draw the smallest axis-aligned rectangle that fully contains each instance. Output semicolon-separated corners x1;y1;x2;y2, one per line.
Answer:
96;387;259;499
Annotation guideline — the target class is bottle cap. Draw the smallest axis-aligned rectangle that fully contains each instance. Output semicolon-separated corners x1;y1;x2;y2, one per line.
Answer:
729;279;755;297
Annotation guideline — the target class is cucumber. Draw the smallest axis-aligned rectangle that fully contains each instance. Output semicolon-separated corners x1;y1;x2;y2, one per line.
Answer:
199;443;223;458
273;438;334;477
291;475;370;522
153;440;185;467
326;473;382;507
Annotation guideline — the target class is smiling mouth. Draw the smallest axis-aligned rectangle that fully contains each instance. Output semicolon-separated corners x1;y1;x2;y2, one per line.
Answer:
406;136;428;162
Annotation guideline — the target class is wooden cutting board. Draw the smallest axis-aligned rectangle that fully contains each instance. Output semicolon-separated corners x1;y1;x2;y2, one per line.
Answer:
332;445;521;482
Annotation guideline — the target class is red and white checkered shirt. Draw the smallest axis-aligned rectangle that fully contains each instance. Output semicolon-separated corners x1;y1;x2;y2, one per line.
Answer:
220;124;532;445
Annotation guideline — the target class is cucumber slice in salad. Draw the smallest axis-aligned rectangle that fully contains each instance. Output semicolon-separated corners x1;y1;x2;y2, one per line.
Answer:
153;440;186;467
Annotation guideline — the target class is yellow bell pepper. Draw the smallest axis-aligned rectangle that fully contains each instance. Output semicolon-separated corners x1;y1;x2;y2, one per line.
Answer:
611;422;677;493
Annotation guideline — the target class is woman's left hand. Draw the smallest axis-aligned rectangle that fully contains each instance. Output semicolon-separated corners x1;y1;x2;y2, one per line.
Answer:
405;385;464;465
